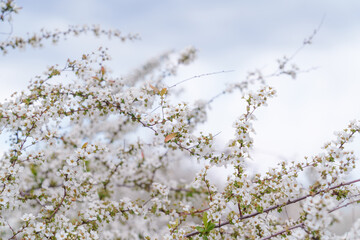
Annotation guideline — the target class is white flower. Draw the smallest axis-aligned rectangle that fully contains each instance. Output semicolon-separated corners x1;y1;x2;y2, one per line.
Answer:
152;182;169;196
45;205;54;211
232;188;242;196
191;179;201;189
0;196;9;206
61;166;73;175
21;213;34;222
66;156;78;166
89;230;99;239
35;222;45;232
211;212;221;222
209;184;217;192
55;230;68;240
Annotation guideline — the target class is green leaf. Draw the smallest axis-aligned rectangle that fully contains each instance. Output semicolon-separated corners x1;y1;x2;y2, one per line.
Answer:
202;212;208;226
255;205;263;213
207;222;216;231
195;226;204;233
30;164;38;177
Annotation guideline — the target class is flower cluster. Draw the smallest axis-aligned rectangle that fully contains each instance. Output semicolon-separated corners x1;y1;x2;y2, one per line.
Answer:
1;4;360;239
0;0;20;22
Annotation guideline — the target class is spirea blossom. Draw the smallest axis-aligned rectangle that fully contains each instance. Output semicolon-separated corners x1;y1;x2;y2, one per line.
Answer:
1;5;360;239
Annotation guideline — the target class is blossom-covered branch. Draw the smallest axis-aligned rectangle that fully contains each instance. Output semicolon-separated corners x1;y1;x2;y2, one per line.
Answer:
1;4;360;239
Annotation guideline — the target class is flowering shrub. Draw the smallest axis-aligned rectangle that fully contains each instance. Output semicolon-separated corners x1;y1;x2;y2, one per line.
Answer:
1;3;360;240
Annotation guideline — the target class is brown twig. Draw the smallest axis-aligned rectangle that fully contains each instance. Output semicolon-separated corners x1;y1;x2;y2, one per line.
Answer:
261;223;304;240
46;184;67;222
184;178;360;238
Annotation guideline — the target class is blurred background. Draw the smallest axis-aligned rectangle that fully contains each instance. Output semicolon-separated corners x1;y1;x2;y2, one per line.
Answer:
2;0;360;233
3;0;360;168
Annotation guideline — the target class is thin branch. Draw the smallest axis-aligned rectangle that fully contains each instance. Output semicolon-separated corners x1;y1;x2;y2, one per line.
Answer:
46;184;67;222
237;202;243;218
329;198;360;213
184;178;360;238
168;70;234;89
261;223;304;240
288;14;325;61
9;222;29;240
202;17;325;110
179;207;210;217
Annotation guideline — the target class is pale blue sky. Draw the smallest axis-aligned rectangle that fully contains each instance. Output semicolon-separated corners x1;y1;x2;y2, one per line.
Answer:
2;1;360;173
